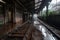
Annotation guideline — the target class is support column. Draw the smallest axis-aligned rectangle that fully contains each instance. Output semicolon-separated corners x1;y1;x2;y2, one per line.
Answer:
9;2;15;24
46;3;49;17
12;3;15;24
22;12;25;22
25;13;27;21
8;7;12;23
40;10;42;16
3;4;5;24
46;3;49;21
31;13;33;22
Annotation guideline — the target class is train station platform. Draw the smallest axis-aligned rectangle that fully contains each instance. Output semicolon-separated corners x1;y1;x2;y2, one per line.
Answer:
0;0;60;40
0;17;60;40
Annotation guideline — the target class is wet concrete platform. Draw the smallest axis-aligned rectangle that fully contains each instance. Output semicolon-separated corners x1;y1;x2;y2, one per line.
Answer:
38;19;60;38
0;21;43;40
33;16;60;40
0;17;60;40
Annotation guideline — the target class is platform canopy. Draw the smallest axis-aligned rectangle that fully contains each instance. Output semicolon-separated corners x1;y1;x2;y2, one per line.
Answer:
1;0;51;13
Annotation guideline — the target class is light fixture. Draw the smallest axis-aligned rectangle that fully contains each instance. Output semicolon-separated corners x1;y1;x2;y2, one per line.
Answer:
35;0;38;3
38;2;41;5
0;0;6;3
35;6;39;9
35;4;37;6
35;2;41;9
35;0;42;3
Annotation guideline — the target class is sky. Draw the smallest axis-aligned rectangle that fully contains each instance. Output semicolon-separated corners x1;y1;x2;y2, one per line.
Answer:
43;0;60;11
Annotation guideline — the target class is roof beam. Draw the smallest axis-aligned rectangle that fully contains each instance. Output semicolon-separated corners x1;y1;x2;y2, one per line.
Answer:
25;0;34;6
35;1;42;4
16;0;26;10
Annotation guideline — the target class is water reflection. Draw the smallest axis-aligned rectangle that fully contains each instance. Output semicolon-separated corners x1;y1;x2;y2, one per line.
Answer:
39;25;57;40
34;21;40;24
34;21;58;40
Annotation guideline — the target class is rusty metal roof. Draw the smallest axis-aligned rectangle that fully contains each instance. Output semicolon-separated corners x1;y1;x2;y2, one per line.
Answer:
2;0;51;13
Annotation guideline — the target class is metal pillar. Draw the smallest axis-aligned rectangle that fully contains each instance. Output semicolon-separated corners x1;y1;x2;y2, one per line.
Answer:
7;2;15;24
41;10;42;16
22;12;25;22
12;2;15;23
3;4;6;24
46;3;49;17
